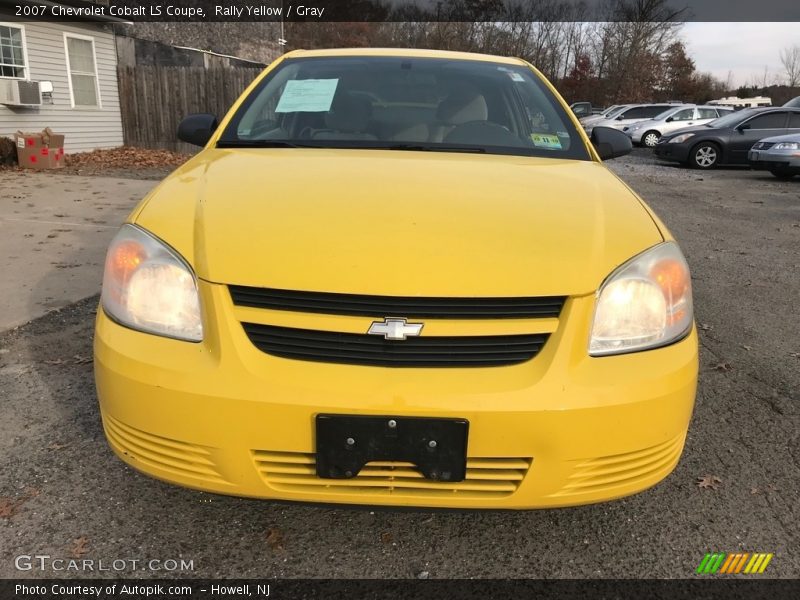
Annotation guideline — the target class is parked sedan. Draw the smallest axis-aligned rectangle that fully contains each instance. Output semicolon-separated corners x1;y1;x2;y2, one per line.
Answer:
625;105;733;148
585;104;677;135
654;107;800;169
748;133;800;179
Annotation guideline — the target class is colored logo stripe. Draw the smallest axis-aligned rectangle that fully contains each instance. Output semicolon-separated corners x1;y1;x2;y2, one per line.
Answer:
697;553;773;574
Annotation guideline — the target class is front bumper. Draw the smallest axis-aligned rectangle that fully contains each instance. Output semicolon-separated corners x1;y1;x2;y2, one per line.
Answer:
654;143;690;163
94;281;698;509
748;149;800;170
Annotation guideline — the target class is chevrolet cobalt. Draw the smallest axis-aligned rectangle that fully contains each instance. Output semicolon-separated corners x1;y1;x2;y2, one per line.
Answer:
95;49;698;509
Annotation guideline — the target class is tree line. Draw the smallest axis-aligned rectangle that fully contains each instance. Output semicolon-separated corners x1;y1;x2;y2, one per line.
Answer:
285;0;800;106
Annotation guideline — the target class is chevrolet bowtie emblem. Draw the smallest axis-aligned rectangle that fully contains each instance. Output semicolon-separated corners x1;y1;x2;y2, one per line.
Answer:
367;318;424;340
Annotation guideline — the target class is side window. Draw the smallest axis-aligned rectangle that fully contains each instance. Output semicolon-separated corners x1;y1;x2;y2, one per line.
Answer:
642;106;669;118
789;113;800;128
620;107;647;119
697;108;718;119
744;112;787;129
672;108;695;121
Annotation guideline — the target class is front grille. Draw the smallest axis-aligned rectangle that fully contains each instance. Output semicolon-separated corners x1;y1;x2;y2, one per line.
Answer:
549;434;684;497
230;285;565;319
103;414;227;485
242;323;548;367
252;450;531;498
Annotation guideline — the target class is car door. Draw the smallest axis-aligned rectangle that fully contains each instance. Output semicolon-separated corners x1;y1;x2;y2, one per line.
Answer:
729;112;789;163
661;107;696;134
787;111;800;134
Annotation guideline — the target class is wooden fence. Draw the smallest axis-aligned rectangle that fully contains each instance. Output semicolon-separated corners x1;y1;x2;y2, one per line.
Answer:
117;66;263;153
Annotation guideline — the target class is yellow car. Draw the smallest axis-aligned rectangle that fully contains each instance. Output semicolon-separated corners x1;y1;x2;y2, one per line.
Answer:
94;48;698;509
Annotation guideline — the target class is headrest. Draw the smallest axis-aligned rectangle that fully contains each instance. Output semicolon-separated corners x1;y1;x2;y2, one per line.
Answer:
437;88;488;125
325;92;372;132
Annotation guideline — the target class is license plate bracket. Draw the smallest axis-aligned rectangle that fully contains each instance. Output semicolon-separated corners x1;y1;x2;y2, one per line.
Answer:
315;415;469;482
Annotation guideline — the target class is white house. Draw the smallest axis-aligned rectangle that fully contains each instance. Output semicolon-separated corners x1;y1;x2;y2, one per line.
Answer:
0;10;124;153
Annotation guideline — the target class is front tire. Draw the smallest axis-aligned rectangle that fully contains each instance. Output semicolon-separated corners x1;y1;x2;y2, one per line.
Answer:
690;142;720;169
770;168;796;180
642;131;661;148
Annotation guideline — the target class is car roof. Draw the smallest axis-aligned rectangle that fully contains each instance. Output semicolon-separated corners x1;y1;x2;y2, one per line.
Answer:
284;48;527;66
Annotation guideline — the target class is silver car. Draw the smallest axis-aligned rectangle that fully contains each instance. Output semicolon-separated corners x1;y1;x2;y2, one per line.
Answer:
625;105;733;147
578;104;629;126
584;104;676;136
748;133;800;179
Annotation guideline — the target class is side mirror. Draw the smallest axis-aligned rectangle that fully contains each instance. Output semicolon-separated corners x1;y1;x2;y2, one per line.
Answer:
177;113;219;147
615;115;625;120
736;122;750;132
665;116;674;122
591;126;633;160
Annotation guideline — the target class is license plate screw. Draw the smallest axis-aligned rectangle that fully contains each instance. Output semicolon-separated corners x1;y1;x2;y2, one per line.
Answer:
346;437;355;446
388;419;397;429
428;440;437;449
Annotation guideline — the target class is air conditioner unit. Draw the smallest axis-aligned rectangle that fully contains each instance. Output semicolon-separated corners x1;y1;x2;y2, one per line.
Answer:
0;80;43;107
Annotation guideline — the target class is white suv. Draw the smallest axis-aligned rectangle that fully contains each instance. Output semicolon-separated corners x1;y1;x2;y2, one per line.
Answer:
625;105;734;147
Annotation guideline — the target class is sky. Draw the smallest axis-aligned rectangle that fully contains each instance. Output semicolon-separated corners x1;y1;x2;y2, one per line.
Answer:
680;22;799;89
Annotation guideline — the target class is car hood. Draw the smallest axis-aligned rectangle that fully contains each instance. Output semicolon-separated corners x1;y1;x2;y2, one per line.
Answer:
664;124;716;138
755;132;800;143
133;149;664;297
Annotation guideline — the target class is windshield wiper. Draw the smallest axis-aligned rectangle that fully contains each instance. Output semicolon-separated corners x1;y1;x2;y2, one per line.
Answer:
385;144;487;153
216;140;311;148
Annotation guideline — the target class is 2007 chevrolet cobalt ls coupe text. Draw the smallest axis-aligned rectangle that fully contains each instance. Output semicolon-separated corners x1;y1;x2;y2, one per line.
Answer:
94;49;698;509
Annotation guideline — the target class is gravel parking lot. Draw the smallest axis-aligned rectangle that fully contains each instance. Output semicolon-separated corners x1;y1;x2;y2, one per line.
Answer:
1;150;798;579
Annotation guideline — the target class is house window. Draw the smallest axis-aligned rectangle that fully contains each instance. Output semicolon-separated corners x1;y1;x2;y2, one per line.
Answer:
64;34;100;107
0;24;27;79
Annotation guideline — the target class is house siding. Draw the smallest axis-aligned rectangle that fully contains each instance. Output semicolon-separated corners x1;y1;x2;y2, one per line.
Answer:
0;19;123;153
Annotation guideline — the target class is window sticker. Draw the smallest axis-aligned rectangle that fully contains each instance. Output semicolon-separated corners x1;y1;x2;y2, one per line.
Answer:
275;79;339;113
531;133;563;150
507;72;525;82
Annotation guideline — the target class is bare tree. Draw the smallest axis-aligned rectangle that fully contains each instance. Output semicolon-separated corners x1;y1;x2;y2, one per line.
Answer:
780;44;800;87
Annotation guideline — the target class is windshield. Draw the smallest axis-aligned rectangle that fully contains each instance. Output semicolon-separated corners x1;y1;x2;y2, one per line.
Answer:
707;109;755;128
601;104;621;116
604;105;629;119
654;107;682;120
218;56;590;160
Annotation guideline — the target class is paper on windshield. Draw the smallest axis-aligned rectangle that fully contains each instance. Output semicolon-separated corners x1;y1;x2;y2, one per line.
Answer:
531;133;563;150
275;79;339;113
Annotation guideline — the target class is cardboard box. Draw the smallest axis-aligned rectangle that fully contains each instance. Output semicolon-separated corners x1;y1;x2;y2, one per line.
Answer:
14;128;65;170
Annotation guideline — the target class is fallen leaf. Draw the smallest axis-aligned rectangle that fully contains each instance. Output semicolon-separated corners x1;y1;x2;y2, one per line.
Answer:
73;355;92;365
44;358;66;366
0;489;40;519
0;498;22;519
70;536;89;558
751;487;760;495
698;323;713;331
266;527;284;552
713;362;732;372
740;345;752;351
696;475;722;490
380;531;393;544
47;442;68;451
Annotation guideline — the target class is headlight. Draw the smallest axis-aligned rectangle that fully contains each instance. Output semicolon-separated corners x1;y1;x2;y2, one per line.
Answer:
589;242;692;356
669;133;695;144
101;224;203;342
773;142;799;150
